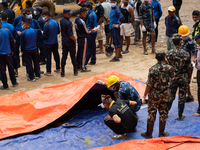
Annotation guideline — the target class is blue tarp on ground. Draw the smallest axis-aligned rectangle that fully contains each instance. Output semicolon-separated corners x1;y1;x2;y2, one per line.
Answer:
0;96;199;150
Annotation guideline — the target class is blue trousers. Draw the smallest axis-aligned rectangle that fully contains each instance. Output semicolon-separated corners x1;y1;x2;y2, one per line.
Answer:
61;43;76;67
111;28;121;49
0;54;17;88
45;43;60;73
85;33;97;65
24;50;40;79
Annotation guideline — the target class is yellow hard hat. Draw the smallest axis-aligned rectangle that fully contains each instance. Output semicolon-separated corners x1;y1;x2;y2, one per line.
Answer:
107;75;119;88
178;25;190;37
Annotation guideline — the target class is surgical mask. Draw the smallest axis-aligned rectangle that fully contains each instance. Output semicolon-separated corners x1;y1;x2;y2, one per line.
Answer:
111;3;116;8
43;17;47;22
21;25;25;29
110;87;116;91
194;20;199;23
33;10;37;16
182;36;189;41
26;14;32;20
95;3;99;7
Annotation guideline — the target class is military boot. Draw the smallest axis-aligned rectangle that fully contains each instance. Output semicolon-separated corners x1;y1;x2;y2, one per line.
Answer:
178;103;185;121
141;122;154;139
61;66;65;77
74;66;78;76
158;121;169;137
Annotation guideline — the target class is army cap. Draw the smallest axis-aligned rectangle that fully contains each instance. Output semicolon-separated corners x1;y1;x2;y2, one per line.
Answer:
172;33;182;40
156;49;166;57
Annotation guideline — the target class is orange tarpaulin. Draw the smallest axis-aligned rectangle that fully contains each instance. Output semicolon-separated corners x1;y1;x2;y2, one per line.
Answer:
0;70;146;140
92;136;200;150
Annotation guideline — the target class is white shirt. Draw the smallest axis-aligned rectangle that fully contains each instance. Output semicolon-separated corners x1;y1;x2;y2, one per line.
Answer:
134;1;139;20
101;2;111;25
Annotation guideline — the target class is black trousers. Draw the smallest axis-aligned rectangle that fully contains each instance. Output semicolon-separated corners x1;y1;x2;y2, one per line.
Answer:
24;50;40;79
76;38;87;69
13;37;20;69
37;41;46;62
0;54;17;88
155;18;160;42
45;43;60;73
174;5;181;18
197;70;200;114
61;43;76;67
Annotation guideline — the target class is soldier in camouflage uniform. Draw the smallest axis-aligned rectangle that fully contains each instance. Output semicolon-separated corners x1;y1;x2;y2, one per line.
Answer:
166;33;192;121
141;49;173;139
139;0;156;55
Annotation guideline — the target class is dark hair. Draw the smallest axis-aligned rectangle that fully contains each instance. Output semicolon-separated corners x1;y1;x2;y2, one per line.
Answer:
86;3;92;9
26;0;32;7
42;11;50;16
192;10;200;16
22;18;30;24
25;9;31;14
2;3;8;8
156;55;165;61
172;39;182;45
1;12;8;21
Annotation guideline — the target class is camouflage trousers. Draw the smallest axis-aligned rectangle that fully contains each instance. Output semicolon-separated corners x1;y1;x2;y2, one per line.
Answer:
147;98;169;124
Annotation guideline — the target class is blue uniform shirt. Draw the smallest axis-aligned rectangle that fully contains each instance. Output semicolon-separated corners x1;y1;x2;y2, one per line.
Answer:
29;19;41;30
75;16;88;39
20;28;37;52
86;9;97;34
1;21;16;38
109;5;124;30
43;18;60;44
12;15;24;38
117;81;141;112
165;15;180;37
151;0;162;19
181;37;196;56
0;28;14;55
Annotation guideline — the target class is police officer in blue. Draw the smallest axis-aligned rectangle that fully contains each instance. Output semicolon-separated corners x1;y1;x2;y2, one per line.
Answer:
75;8;91;72
20;19;41;82
12;9;27;76
60;8;78;77
34;7;46;65
42;11;60;76
0;21;18;89
85;2;98;66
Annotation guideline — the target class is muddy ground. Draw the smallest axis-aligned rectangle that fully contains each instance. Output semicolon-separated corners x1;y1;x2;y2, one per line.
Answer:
1;0;199;101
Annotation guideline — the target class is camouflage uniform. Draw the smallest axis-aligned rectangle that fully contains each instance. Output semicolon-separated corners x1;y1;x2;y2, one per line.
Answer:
139;2;155;33
166;34;192;118
146;50;173;124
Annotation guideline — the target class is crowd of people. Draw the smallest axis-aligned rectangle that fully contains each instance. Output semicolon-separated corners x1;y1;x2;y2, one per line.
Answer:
0;0;200;141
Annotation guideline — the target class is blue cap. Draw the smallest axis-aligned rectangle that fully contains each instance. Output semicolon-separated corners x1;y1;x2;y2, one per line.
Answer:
63;8;72;14
0;1;8;4
193;33;200;40
85;1;93;6
21;9;27;14
35;7;43;13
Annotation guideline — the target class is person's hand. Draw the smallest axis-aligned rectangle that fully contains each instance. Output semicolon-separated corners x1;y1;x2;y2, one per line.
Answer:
98;103;105;109
154;22;157;29
97;80;105;85
194;58;197;64
105;115;112;121
142;95;146;104
17;31;21;36
112;24;119;28
141;25;146;32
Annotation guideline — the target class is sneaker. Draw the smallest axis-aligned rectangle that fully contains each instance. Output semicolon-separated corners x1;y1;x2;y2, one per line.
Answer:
144;50;148;55
27;78;36;82
44;72;52;76
159;132;169;137
122;49;129;54
192;79;197;83
54;69;61;73
13;82;19;87
81;68;91;72
178;114;185;121
110;57;120;62
119;54;123;58
111;134;128;140
35;75;42;79
186;96;194;103
15;72;18;77
141;132;152;139
0;86;9;90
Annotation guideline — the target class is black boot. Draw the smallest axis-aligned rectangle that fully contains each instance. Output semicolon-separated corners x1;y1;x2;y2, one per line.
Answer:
141;122;154;139
158;121;169;137
178;103;185;121
61;66;65;77
74;66;78;76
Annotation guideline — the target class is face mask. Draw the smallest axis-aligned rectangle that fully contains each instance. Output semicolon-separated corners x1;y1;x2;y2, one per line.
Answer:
111;3;116;8
21;25;25;29
110;86;116;91
43;17;47;22
182;36;189;41
95;3;99;7
33;10;37;16
26;14;32;20
194;20;199;23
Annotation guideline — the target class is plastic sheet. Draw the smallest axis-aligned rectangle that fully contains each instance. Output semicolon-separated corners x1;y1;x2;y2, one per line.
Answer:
0;70;146;140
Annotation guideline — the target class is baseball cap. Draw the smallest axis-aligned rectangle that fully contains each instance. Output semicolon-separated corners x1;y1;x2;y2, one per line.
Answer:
0;1;8;5
63;8;72;14
168;6;176;12
78;0;85;5
21;9;27;14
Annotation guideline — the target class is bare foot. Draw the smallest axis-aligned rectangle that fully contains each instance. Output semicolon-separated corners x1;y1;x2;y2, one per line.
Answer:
192;113;200;117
